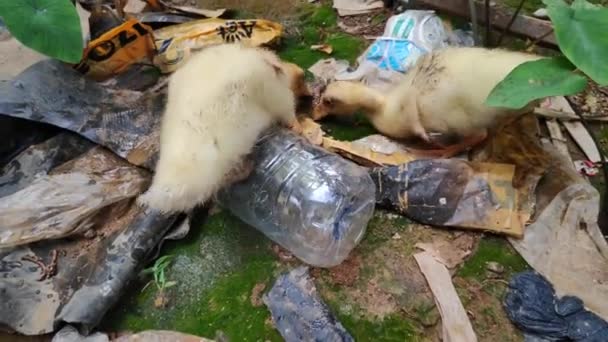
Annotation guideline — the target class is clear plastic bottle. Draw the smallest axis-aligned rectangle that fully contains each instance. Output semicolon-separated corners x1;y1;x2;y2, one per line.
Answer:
216;128;376;268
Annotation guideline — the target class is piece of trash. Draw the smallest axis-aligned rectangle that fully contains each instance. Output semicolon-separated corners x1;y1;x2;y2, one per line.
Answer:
414;251;478;342
122;0;148;15
415;234;476;269
371;160;528;237
134;12;198;28
0;146;149;248
263;267;355;342
156;0;226;19
52;325;109;342
310;44;333;54
335;10;449;90
392;232;402;240
0;132;178;335
114;330;216;342
544;119;573;162
153;18;283;73
322;134;417;167
485;262;505;274
74;18;156;81
504;271;608;341
532;8;549;19
333;0;384;16
216;128;375;268
574;160;600;177
308;58;350;82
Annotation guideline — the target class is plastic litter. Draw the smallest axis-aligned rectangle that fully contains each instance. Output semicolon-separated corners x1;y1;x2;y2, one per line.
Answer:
153;18;283;73
0;132;177;335
504;271;608;341
335;10;449;90
370;159;527;237
263;267;354;342
216;128;376;268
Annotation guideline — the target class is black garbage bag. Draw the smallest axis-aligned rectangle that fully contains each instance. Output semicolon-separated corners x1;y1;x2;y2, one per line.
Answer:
0;133;177;335
504;271;608;342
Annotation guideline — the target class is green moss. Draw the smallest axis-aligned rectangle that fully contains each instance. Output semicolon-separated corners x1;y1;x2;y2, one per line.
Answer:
300;4;338;28
101;211;281;341
457;237;529;279
359;211;411;250
318;112;376;141
326;32;366;63
324;298;420;341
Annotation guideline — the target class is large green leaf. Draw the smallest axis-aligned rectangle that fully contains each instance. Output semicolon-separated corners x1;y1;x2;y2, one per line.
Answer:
486;56;588;109
543;0;608;85
0;0;83;63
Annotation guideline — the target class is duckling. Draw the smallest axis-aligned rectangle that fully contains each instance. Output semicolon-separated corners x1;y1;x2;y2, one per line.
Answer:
313;47;543;157
137;43;302;214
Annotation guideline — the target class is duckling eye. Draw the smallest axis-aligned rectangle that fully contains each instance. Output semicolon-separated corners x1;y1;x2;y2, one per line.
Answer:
323;98;333;106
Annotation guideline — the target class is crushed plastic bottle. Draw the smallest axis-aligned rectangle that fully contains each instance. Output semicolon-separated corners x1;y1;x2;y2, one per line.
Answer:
216;128;376;268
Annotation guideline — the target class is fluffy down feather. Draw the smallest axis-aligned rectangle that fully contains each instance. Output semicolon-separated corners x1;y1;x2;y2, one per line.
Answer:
138;44;298;213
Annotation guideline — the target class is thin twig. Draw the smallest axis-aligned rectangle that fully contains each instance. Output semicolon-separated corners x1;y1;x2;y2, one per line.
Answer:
525;28;554;50
497;0;527;46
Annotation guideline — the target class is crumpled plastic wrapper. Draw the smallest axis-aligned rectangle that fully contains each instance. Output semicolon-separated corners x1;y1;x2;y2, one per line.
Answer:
0;143;149;248
0;132;177;335
153;18;283;73
263;267;354;342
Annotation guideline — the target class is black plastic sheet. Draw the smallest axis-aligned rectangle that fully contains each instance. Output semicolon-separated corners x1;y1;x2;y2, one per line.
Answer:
0;59;165;170
504;271;608;341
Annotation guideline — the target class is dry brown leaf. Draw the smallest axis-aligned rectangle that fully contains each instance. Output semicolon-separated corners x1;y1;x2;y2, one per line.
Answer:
310;44;333;54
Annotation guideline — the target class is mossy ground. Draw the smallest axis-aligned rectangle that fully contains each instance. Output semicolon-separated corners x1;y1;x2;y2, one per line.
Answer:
103;1;539;340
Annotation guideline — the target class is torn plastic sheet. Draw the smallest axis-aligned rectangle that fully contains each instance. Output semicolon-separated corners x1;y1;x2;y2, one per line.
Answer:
504;271;608;341
370;159;527;237
468;115;608;321
0;59;165;170
0;133;177;335
0;143;150;248
263;267;354;342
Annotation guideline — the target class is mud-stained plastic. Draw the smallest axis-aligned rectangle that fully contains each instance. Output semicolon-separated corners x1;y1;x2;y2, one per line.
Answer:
0;143;150;248
370;159;527;237
263;267;354;342
0;59;165;170
0;133;177;335
504;271;608;341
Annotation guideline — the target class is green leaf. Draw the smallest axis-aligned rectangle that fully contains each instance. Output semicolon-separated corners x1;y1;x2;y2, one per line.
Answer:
140;267;155;275
543;0;608;85
0;0;83;63
486;56;587;109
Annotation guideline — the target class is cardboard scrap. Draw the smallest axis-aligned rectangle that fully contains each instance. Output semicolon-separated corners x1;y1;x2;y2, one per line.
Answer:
415;234;476;269
415;251;477;342
299;118;416;166
153;18;283;73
